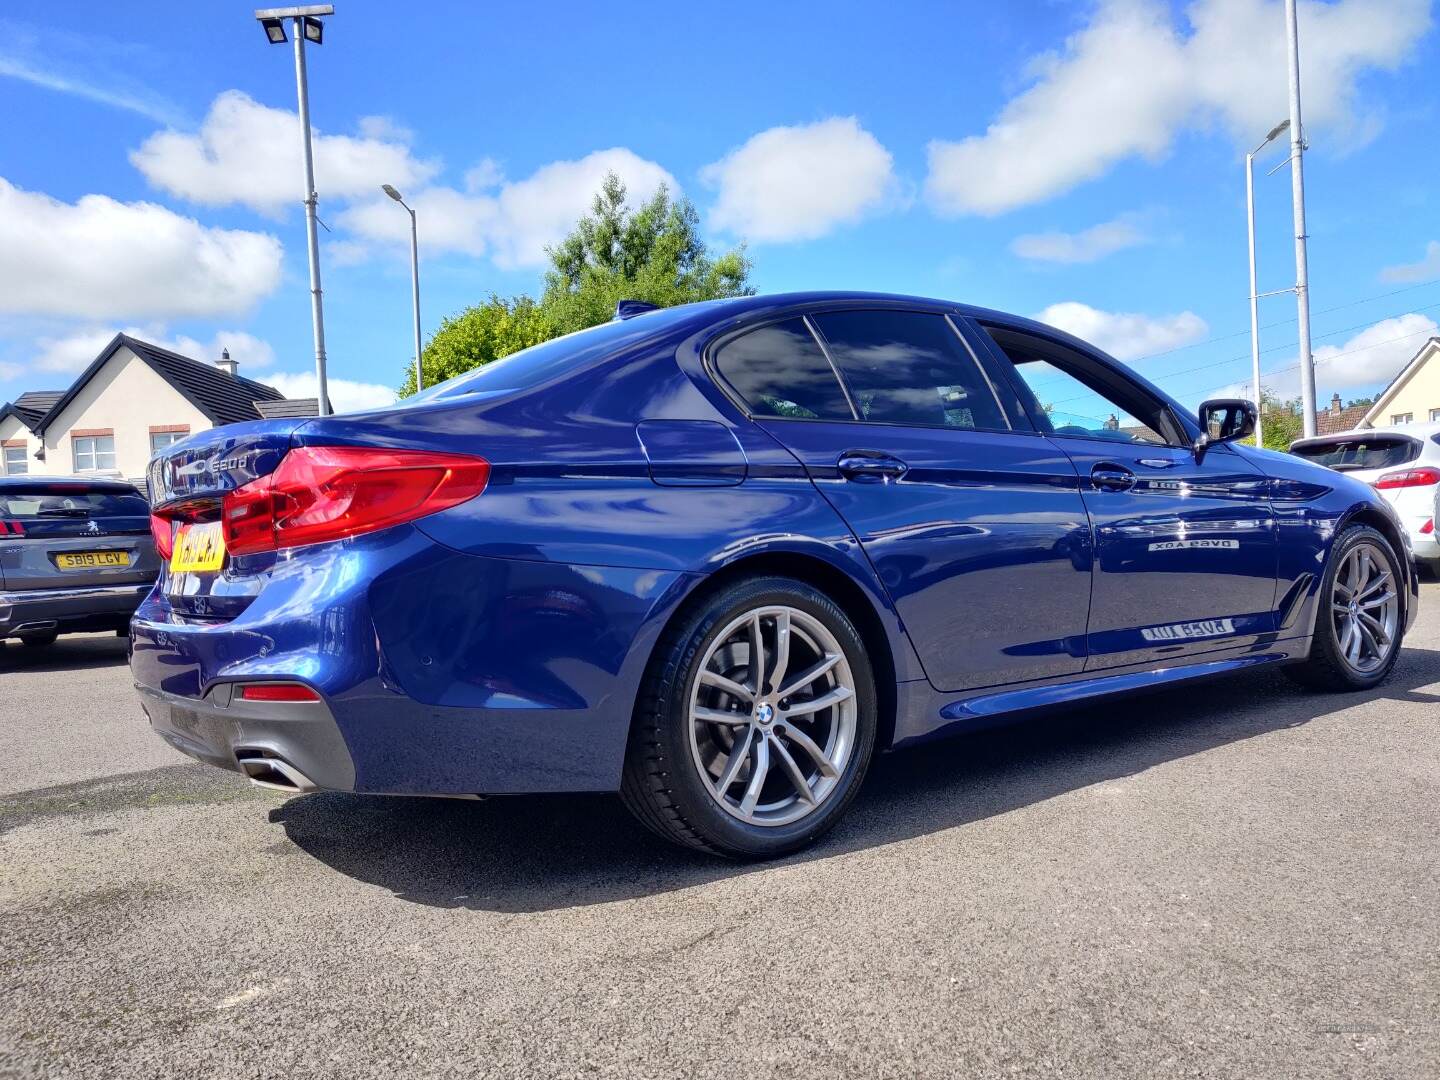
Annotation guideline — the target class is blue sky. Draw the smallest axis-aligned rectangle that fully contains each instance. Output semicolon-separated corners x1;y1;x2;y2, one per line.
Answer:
1;0;1437;414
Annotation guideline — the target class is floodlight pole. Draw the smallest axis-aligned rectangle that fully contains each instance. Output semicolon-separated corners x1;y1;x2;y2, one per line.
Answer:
256;5;334;416
291;17;330;415
1285;0;1317;439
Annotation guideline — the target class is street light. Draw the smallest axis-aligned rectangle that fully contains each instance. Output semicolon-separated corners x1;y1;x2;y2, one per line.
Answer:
254;4;335;416
1245;117;1290;447
383;184;423;393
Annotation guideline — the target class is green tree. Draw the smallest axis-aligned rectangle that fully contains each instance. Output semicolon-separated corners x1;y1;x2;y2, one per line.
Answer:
1255;387;1304;451
401;293;551;396
399;173;754;395
540;173;753;336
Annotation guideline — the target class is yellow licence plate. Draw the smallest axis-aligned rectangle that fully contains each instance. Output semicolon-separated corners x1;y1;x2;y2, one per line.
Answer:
56;551;131;570
170;521;226;573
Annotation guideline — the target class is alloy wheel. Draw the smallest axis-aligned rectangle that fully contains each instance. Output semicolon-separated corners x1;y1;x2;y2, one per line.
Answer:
687;604;857;827
1330;541;1399;675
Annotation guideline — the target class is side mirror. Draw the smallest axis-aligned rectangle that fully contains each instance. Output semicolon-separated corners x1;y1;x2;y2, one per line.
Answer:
1194;398;1257;463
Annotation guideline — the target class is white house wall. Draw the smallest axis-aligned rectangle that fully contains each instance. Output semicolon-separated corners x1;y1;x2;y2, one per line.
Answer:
41;346;211;479
0;414;41;475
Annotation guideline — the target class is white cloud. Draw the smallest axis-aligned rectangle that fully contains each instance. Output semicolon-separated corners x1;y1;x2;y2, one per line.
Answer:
0;361;23;381
1037;301;1209;361
337;148;676;269
1241;313;1440;399
0;21;182;124
1011;213;1152;264
32;326;276;375
0;177;282;320
1380;241;1440;283
926;0;1431;216
700;117;897;242
264;370;397;414
130;90;440;214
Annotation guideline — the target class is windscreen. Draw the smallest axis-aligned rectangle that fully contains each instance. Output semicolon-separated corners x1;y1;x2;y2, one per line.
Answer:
1289;436;1419;472
0;484;149;520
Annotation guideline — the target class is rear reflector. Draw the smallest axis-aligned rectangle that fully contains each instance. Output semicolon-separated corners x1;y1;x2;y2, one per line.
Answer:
1423;519;1435;535
1374;466;1440;489
223;446;490;556
236;683;321;703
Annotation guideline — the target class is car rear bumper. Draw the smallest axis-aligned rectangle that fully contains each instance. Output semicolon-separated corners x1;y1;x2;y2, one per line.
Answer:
0;581;152;638
136;681;357;792
129;526;692;796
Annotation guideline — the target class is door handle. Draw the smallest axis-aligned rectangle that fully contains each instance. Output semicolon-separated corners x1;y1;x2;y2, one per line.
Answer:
1091;463;1136;492
837;451;909;482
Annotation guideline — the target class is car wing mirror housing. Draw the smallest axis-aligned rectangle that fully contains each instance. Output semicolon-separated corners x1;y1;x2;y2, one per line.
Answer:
1194;398;1257;463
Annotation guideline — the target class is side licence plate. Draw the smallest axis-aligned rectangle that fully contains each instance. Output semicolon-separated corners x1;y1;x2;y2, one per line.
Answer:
170;521;226;573
56;551;131;570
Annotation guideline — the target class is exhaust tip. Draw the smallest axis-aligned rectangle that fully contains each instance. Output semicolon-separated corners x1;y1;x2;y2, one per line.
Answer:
236;752;317;793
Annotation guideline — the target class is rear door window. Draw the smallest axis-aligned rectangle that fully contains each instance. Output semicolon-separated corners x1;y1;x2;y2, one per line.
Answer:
0;485;149;521
809;310;1009;430
1290;436;1419;471
712;318;855;420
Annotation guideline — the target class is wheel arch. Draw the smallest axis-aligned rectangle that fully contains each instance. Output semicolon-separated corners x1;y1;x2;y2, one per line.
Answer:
1334;504;1416;625
640;549;904;753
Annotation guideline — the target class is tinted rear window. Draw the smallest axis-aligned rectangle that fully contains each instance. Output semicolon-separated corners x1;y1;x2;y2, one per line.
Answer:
713;318;854;420
812;310;1009;430
0;485;149;519
1290;436;1418;471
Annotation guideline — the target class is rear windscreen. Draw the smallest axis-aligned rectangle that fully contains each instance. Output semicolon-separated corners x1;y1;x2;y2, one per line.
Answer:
1289;436;1419;471
0;486;149;520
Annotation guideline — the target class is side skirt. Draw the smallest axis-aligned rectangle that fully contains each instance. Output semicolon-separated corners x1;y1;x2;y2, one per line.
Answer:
891;637;1310;749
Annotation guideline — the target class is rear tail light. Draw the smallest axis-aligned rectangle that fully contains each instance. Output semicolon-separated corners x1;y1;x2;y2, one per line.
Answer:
222;445;490;556
0;520;24;536
1374;466;1440;490
1422;519;1435;535
236;683;321;703
150;513;175;559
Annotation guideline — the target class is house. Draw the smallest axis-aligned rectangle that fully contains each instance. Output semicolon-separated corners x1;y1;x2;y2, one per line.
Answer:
1315;393;1371;436
0;391;61;475
1360;336;1440;429
0;334;318;482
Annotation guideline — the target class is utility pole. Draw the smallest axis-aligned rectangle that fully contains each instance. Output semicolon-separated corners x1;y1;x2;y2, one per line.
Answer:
1284;0;1316;438
256;5;334;416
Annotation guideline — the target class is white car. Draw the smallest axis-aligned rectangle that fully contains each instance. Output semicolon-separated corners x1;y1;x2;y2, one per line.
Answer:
1290;422;1440;571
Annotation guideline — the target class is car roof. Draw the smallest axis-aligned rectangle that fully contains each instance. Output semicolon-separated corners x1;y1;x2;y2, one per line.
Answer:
1292;422;1440;447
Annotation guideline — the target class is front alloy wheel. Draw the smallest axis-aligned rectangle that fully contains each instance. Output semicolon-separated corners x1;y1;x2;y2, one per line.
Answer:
1287;524;1404;691
622;576;876;859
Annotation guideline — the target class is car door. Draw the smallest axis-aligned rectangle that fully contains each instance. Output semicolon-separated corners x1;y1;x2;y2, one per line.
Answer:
979;323;1278;669
710;307;1094;692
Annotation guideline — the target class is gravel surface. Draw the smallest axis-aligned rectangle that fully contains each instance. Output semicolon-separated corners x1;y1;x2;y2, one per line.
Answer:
2;595;1438;1079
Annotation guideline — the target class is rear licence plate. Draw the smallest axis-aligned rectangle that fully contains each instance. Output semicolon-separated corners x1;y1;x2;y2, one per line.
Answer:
171;521;226;573
56;551;131;570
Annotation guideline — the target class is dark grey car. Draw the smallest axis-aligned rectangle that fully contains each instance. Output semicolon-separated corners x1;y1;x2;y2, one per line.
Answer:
0;477;159;647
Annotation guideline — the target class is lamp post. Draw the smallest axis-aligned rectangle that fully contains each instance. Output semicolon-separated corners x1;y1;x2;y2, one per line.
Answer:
1245;118;1290;448
383;184;423;393
1284;0;1317;439
255;4;334;416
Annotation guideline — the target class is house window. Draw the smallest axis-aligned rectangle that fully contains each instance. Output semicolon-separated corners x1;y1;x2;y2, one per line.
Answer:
73;435;116;472
1430;409;1440;423
1391;412;1413;425
150;430;188;455
2;445;26;475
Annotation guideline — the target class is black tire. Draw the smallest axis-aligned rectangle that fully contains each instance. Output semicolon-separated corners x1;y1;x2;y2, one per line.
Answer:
620;575;877;859
1284;524;1404;691
18;630;58;648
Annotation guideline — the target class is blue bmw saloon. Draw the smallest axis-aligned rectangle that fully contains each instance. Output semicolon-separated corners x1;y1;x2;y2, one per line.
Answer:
133;292;1416;858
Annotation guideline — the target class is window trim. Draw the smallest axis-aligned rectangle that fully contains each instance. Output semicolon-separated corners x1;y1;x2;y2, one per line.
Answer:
72;434;117;473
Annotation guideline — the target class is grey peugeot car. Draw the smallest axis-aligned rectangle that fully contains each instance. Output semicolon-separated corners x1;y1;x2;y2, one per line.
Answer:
0;476;159;647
